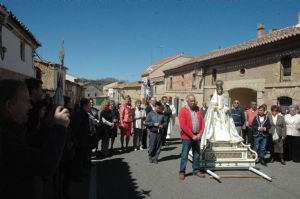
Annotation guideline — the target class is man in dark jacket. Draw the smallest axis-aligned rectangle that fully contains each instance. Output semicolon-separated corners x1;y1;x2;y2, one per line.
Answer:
24;78;44;145
0;79;69;199
252;105;271;166
200;101;208;118
231;100;245;137
144;102;168;164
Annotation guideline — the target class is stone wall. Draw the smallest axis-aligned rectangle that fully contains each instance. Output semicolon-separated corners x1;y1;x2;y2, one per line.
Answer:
120;87;141;103
35;61;56;91
157;48;300;111
65;80;83;105
203;49;300;109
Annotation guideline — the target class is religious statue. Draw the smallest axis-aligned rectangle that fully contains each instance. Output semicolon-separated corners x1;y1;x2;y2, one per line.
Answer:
201;80;243;149
143;78;154;100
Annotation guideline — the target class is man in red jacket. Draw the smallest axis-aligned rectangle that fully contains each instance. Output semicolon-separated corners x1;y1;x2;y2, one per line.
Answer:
178;95;205;180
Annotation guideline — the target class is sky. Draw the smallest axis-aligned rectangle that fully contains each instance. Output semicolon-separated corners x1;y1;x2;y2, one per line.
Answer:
2;0;300;81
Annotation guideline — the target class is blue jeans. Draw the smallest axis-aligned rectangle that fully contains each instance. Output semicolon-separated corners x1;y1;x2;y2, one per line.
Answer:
253;134;268;160
179;139;201;174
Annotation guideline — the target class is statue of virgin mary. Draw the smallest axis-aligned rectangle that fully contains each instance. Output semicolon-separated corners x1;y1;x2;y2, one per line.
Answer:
200;80;243;149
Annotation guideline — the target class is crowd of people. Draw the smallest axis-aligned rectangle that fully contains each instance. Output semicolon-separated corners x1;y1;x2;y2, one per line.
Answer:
1;77;300;197
230;100;300;166
0;79;70;199
177;80;300;180
0;77;179;198
95;95;177;164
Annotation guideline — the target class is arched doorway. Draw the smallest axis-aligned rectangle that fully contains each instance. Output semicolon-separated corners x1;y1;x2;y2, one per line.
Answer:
277;96;292;115
228;88;257;109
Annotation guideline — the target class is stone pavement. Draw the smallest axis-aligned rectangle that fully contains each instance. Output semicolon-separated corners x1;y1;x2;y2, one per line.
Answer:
72;123;300;199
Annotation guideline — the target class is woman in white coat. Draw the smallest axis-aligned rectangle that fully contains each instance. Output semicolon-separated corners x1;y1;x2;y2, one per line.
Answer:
284;105;300;162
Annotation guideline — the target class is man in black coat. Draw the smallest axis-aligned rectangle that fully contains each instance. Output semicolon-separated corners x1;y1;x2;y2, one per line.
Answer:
0;79;70;199
24;78;44;146
72;98;93;175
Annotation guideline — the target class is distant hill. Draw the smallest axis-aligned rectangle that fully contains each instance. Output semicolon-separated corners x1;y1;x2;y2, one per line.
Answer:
77;77;125;90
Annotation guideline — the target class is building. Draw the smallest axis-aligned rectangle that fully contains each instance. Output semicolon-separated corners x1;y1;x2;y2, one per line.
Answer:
102;81;123;102
34;59;68;96
141;54;194;100
65;74;83;106
113;81;143;104
83;84;103;99
164;57;204;110
0;4;41;80
163;13;300;113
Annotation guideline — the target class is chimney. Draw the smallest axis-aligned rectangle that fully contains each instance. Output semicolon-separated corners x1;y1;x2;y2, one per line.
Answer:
257;23;265;38
298;13;300;26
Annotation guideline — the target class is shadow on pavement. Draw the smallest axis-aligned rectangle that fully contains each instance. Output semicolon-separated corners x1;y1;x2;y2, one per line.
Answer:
159;154;181;162
161;146;177;151
70;168;90;199
97;158;149;199
167;138;181;141
166;141;182;146
93;148;135;160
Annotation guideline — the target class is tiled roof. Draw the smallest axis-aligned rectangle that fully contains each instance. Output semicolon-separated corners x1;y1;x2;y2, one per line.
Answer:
142;54;187;77
163;57;200;73
164;25;300;73
0;4;41;47
34;59;68;70
196;26;300;62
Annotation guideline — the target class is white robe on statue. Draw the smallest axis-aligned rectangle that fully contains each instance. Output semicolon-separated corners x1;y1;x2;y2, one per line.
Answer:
200;91;243;149
166;104;176;139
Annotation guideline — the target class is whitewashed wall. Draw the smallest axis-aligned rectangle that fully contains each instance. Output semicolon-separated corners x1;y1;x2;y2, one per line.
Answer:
0;26;34;77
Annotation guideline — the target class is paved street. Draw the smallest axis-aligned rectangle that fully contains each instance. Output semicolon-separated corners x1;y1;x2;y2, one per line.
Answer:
72;123;300;199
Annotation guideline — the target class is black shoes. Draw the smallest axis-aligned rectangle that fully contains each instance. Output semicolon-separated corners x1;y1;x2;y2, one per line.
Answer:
260;159;267;166
280;159;286;165
149;158;158;164
179;172;185;180
256;158;267;166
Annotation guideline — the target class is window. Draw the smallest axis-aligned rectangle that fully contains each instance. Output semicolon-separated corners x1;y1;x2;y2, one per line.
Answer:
95;93;97;97
240;68;245;76
88;93;90;97
277;96;292;115
170;77;173;89
281;56;292;75
192;73;196;88
20;40;25;61
212;69;217;84
181;74;184;87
